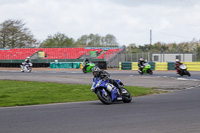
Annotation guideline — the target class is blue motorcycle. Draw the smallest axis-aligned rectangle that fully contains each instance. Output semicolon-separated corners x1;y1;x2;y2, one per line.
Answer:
92;77;132;104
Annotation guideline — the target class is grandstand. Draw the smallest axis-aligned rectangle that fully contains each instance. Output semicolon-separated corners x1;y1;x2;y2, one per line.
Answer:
0;47;124;60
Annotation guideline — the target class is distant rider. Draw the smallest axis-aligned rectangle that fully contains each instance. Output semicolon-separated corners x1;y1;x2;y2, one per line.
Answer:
22;57;31;69
90;66;127;95
138;58;147;72
83;58;90;71
174;59;182;74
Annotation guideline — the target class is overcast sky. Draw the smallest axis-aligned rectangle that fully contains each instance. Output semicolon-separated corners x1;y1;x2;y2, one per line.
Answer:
1;0;200;46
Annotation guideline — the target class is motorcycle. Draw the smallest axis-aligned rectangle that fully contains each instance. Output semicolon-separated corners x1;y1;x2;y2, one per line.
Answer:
81;62;95;73
92;77;132;104
138;63;153;75
20;62;32;73
177;64;191;76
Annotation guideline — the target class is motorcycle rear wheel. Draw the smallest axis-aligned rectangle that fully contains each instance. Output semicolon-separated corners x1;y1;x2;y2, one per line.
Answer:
96;90;112;104
82;68;87;73
138;70;143;75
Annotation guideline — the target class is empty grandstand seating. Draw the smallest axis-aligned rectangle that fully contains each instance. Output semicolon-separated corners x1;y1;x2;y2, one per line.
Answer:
0;48;105;60
0;47;124;60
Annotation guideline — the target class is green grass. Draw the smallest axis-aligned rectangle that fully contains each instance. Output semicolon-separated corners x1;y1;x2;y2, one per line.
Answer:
0;80;166;107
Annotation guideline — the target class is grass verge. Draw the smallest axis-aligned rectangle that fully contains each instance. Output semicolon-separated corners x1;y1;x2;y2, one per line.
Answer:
0;80;167;107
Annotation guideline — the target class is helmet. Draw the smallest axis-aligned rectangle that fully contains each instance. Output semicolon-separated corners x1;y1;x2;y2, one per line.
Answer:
84;58;89;63
27;57;30;59
92;66;100;77
175;59;180;63
85;58;89;61
139;58;144;61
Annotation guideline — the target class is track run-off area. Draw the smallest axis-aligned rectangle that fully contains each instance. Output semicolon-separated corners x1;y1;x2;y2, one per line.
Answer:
0;68;200;133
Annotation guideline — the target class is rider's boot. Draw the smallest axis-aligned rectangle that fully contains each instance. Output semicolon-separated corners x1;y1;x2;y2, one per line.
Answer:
118;86;127;96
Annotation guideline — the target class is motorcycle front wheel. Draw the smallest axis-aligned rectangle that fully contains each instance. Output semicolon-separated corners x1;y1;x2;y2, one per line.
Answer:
148;69;153;75
96;90;112;104
186;71;191;76
28;67;32;73
122;88;132;103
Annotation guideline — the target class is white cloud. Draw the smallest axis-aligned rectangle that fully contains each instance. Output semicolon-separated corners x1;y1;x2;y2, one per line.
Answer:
1;0;200;46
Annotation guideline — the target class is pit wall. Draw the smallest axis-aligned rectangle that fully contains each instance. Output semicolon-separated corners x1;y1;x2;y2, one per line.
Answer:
119;62;200;71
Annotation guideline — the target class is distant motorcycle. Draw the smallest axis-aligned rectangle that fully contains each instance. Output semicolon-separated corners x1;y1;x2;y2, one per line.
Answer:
20;62;32;73
81;62;95;73
92;77;132;104
177;64;191;76
138;63;153;75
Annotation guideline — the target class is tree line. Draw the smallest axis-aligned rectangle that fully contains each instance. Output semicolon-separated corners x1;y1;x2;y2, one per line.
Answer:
0;19;118;48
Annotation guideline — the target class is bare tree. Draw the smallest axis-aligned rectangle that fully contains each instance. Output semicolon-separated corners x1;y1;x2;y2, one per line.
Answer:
0;19;38;48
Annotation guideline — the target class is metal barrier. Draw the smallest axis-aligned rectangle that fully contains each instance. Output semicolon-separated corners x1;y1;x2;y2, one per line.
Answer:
120;62;200;71
155;62;168;71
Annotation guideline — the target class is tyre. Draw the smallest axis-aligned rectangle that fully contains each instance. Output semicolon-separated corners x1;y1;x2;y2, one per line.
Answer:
28;68;32;73
179;71;183;76
148;69;153;75
122;88;132;103
96;89;112;104
186;71;191;76
138;70;143;75
82;68;87;73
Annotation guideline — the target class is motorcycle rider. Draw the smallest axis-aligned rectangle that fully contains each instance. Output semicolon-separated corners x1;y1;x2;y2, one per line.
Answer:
90;66;127;95
83;58;90;71
174;59;182;74
138;58;147;72
22;57;31;69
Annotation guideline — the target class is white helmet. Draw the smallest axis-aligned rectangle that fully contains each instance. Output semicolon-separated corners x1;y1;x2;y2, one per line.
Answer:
139;58;144;61
27;57;30;59
175;59;179;62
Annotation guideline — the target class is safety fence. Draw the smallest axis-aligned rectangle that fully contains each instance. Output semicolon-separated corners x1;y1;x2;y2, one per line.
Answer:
119;62;200;71
50;62;81;69
50;61;107;69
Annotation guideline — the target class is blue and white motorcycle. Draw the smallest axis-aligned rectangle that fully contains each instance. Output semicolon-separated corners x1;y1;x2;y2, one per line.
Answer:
20;62;32;73
91;77;132;104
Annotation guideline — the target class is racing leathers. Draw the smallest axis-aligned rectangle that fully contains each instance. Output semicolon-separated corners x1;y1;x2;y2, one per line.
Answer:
90;70;126;95
175;62;182;74
138;60;147;72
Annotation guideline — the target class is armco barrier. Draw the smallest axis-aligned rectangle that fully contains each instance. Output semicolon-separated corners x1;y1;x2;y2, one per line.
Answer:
168;62;176;70
120;62;155;71
120;62;132;70
50;62;75;69
73;62;81;69
131;62;138;70
50;61;107;69
182;62;200;71
148;62;155;70
119;62;122;70
120;62;200;71
155;62;168;71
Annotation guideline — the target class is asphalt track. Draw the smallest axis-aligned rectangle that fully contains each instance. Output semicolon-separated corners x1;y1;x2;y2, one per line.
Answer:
0;68;200;89
0;68;200;133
